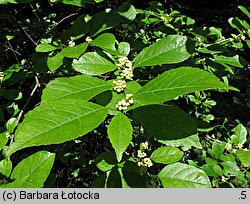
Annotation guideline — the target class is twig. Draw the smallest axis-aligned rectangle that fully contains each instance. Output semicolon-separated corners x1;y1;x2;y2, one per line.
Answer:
9;76;40;147
29;3;41;22
11;15;38;46
46;13;78;33
6;41;20;64
205;135;222;143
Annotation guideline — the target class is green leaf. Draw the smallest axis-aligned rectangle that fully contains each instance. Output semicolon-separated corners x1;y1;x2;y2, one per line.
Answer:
0;159;12;178
132;105;197;140
158;163;211;188
6;100;108;156
36;43;58;53
61;42;88;58
47;52;64;71
118;42;130;56
2;151;55;188
72;52;117;75
122;160;147;187
41;75;112;103
95;152;117;172
133;35;194;68
107;113;133;162
126;81;142;94
59;0;87;6
91;33;118;55
236;150;250;167
231;124;247;145
117;3;137;20
214;54;248;68
159;134;202;151
6;117;18;133
150;146;183;164
221;161;241;177
134;67;238;104
238;5;250;19
212;142;225;159
0;132;8;151
107;166;122;188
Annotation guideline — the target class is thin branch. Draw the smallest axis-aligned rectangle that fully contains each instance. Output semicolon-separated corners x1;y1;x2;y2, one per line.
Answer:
11;15;38;46
29;3;41;22
46;13;78;33
6;41;20;64
9;76;40;148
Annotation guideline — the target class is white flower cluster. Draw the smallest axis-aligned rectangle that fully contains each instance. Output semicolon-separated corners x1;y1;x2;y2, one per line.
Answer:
117;56;132;69
68;41;75;47
120;68;133;80
49;0;57;3
138;158;153;168
225;143;232;151
137;142;153;168
115;94;134;111
113;80;126;92
0;72;4;83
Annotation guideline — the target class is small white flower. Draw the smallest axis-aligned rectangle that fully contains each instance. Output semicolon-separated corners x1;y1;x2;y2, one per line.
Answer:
0;72;4;82
221;176;228;182
138;162;144;167
141;142;149;150
68;41;75;47
113;80;126;93
143;158;153;167
225;143;232;151
237;143;243;149
232;149;237;154
85;36;92;42
137;150;147;158
120;68;133;80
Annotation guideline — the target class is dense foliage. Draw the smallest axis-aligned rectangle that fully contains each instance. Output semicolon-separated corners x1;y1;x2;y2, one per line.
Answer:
0;0;249;188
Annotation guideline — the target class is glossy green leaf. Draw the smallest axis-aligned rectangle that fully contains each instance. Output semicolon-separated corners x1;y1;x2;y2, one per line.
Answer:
61;42;88;58
238;6;250;19
6;117;18;133
107;113;133;162
212;142;225;159
221;161;241;177
91;33;118;55
41;75;112;103
72;52;117;75
36;43;58;53
150;146;183;164
6;100;108;156
0;133;8;151
231;124;247;145
214;54;248;68
47;52;64;71
118;42;130;56
158;163;211;188
3;151;55;188
117;2;137;20
95;152;117;172
132;105;197;140
0;159;12;178
236;150;250;167
133;35;194;68
134;67;238;104
159;134;202;151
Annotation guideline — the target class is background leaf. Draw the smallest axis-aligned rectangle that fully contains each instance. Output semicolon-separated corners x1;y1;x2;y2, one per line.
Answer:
7;100;108;156
107;113;133;162
158;163;211;188
0;159;12;178
132;105;197;140
36;43;57;53
236;150;250;167
61;42;88;58
133;35;194;68
159;134;202;151
47;53;64;71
